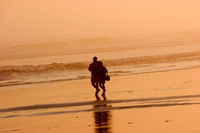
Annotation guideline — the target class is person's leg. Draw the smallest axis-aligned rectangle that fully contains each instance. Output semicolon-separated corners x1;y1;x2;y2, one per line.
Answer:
91;76;99;90
95;92;100;101
100;82;106;91
92;82;100;93
91;80;96;88
100;81;106;96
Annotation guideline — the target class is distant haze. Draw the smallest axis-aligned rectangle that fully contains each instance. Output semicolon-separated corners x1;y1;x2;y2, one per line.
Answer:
0;0;200;46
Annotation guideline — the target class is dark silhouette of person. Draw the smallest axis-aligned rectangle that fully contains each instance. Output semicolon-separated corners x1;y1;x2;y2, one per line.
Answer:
89;57;109;97
98;61;108;96
88;56;100;92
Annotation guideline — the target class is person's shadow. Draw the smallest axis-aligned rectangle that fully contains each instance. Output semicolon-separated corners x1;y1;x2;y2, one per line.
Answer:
93;92;112;133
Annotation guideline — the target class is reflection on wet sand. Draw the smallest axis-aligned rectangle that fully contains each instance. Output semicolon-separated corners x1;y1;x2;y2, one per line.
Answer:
93;93;113;133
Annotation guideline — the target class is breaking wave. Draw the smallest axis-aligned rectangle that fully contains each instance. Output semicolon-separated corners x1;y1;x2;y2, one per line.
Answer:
0;62;89;81
0;51;200;81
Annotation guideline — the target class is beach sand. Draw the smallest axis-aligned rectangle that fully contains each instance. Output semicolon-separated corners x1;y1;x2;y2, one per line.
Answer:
0;68;200;133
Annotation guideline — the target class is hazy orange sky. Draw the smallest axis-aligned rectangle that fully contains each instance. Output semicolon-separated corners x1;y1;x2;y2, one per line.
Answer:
0;0;200;45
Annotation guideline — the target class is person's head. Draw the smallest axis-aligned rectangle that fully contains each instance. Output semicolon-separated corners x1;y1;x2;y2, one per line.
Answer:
93;56;97;62
99;61;103;66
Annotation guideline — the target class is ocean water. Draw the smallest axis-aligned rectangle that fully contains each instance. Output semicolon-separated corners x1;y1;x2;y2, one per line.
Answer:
0;34;200;88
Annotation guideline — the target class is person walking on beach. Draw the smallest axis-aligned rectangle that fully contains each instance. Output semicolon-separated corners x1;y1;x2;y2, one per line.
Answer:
89;57;109;97
88;56;100;92
98;61;108;96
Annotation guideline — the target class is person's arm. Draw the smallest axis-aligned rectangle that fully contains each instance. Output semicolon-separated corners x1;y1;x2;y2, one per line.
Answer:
88;64;92;71
104;67;108;75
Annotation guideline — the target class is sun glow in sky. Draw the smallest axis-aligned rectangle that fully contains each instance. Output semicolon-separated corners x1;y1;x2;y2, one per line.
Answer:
0;0;200;44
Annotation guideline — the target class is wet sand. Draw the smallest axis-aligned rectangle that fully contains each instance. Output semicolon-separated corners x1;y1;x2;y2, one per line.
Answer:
0;68;200;133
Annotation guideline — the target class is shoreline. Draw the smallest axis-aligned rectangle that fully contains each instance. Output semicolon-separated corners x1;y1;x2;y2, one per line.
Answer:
0;65;199;90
